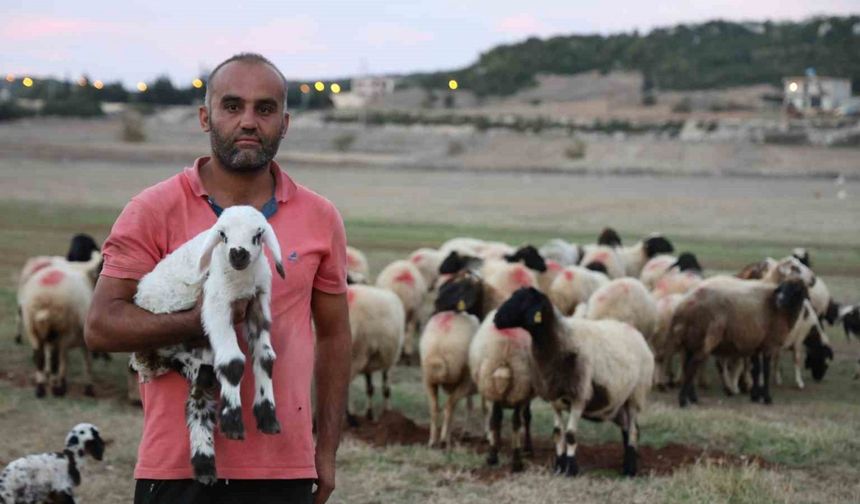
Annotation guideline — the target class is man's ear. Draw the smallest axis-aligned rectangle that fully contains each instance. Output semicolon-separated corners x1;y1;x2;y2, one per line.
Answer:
281;112;290;138
199;105;210;132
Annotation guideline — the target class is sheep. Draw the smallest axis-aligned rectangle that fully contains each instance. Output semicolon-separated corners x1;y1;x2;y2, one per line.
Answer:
346;284;405;426
651;253;704;299
468;311;534;473
547;266;609;316
346;246;370;284
375;260;428;364
578;245;626;279
409;247;444;287
0;422;104;504
420;271;484;449
838;305;860;379
539;239;582;267
673;276;809;407
438;251;538;312
18;253;103;398
494;287;654;477
651;293;685;389
618;234;675;278
585;278;659;342
439;237;486;258
130;205;285;484
504;244;564;292
738;255;832;321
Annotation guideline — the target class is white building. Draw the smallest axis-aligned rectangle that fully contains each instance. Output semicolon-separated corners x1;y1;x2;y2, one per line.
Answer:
783;76;852;114
332;76;396;109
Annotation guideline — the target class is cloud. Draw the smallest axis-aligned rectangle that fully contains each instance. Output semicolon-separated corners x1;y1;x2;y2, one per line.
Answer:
357;22;434;46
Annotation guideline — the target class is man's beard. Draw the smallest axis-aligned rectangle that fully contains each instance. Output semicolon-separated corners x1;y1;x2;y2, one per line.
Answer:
209;123;282;173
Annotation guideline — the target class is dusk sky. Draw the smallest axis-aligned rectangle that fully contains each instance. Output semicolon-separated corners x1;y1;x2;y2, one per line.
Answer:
4;0;859;87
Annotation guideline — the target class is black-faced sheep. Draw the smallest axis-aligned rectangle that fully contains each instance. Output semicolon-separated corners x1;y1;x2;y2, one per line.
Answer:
673;276;809;407
0;423;104;504
494;287;654;477
130;206;285;484
346;284;405;425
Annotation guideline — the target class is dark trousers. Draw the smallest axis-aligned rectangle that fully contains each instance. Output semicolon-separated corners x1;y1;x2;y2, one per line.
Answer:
134;479;314;504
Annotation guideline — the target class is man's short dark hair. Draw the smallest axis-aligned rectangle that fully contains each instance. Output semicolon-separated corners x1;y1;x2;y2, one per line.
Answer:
204;53;288;109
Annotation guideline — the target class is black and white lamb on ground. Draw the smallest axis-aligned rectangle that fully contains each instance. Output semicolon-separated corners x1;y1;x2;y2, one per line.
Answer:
494;287;654;477
0;423;104;504
130;205;285;484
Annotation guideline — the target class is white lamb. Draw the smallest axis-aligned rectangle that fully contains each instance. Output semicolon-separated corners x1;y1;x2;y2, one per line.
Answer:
0;423;104;504
130;205;285;484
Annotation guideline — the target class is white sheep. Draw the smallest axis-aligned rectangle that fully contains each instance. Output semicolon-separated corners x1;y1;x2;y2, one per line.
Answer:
346;284;405;425
0;423;104;504
375;260;428;364
539;238;582;267
639;254;677;290
494;287;654;477
18;253;103;398
617;234;675;278
408;247;444;287
130;205;284;484
547;266;609;316
468;312;534;473
346;246;371;284
651;293;685;389
585;278;659;341
578;245;626;279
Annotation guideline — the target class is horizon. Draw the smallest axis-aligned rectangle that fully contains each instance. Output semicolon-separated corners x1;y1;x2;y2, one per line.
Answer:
3;1;859;88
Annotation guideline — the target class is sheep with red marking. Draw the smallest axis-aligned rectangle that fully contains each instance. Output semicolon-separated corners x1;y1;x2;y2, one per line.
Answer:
494;287;654;477
345;284;405;425
547;266;609;316
375;259;428;364
18;252;103;398
539;238;582;267
346;246;371;284
420;271;484;449
585;278;659;341
578;245;626;279
409;247;444;288
651;253;704;299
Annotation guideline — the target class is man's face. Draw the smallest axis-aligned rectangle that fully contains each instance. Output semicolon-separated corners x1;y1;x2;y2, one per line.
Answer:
201;62;289;173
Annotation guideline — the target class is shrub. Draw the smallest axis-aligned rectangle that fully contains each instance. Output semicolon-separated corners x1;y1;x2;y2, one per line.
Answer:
333;133;357;152
564;138;587;159
121;110;146;143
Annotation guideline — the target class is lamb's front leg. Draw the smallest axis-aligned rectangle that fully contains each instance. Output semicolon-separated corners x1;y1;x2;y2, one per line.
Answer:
202;297;247;440
187;379;218;485
247;294;280;434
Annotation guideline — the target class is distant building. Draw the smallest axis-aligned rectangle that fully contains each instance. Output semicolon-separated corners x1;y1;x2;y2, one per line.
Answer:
783;75;852;114
332;76;396;109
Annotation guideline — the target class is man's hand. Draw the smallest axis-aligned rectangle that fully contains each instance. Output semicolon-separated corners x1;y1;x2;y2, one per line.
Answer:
313;452;336;504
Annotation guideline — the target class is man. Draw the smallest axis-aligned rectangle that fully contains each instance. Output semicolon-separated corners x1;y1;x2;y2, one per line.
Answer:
85;53;351;504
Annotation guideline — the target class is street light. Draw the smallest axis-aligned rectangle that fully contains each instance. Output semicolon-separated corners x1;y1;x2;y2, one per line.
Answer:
93;80;104;90
5;74;13;83
192;78;204;89
77;77;88;87
22;77;33;88
314;81;325;92
330;83;341;94
789;82;798;92
448;79;458;90
300;83;311;93
137;82;148;92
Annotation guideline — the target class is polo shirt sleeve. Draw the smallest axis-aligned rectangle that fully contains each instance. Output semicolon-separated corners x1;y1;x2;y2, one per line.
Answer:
313;204;348;294
101;198;164;281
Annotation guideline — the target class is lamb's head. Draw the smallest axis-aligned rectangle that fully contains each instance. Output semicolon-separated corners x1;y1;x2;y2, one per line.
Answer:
435;271;483;317
597;227;622;247
774;278;808;318
644;234;674;258
494;287;554;343
803;324;834;382
792;247;811;268
504;245;547;273
438;251;481;275
773;256;816;287
198;206;284;279
65;423;105;461
673;252;703;273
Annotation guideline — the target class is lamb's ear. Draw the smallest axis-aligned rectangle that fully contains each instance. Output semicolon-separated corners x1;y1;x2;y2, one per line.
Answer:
263;222;285;279
198;228;222;275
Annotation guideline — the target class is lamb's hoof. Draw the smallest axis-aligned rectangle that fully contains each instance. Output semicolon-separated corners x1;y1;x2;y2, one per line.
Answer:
565;456;579;477
750;387;761;403
253;401;281;434
346;413;360;428
35;383;47;398
486;451;499;466
678;392;689;408
83;384;96;397
763;395;773;405
51;380;67;397
220;407;245;440
622;446;638;477
191;453;217;485
553;455;567;475
523;445;534;457
511;458;525;473
438;440;448;451
428;440;439;449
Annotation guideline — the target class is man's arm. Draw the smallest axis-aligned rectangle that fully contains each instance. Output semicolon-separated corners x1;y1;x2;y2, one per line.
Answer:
85;276;205;353
311;289;351;504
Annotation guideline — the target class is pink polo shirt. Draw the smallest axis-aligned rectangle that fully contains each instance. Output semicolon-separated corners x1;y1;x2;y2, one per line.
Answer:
101;157;347;480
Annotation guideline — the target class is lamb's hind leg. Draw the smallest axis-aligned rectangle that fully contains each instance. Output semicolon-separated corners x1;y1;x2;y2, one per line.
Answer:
186;360;218;485
204;297;247;440
247;295;280;434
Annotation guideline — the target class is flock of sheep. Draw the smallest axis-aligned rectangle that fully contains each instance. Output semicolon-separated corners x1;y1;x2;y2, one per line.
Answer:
344;229;860;475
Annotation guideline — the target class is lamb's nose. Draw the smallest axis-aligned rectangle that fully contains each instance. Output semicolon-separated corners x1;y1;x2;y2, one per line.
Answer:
229;248;250;270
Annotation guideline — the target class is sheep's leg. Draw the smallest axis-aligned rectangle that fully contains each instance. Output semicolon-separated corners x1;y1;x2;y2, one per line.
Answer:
616;404;639;477
80;342;95;397
382;370;392;412
486;402;503;467
510;404;525;473
50;344;67;397
522;400;533;455
761;353;773;405
15;305;23;345
739;359;753;393
562;402;584;477
792;345;805;390
441;380;471;451
364;373;375;421
186;369;218;486
750;354;763;402
678;350;702;407
204;298;246;440
247;296;280;435
773;349;783;386
551;403;566;474
426;381;440;448
33;343;47;398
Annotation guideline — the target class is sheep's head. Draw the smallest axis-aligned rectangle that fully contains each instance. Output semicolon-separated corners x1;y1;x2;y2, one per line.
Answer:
584;261;609;275
644;234;674;258
597;227;622;247
435;271;483;318
843;306;860;339
198;206;284;279
66;233;100;262
438;251;481;275
803;325;833;382
504;245;547;273
66;423;105;461
673;252;703;273
494;287;554;343
792;247;811;268
773;257;816;287
823;300;841;326
774;278;808;316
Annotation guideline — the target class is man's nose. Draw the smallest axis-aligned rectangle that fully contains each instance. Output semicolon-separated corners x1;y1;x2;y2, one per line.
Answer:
239;108;258;130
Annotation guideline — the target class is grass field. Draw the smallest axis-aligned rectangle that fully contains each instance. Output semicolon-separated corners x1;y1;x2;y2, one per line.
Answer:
1;160;859;502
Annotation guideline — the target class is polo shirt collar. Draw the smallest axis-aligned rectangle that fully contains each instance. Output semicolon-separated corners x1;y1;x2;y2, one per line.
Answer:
184;156;297;204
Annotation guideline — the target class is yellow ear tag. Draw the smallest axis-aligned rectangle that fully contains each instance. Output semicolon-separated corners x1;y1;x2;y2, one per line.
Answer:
457;300;466;311
534;311;542;324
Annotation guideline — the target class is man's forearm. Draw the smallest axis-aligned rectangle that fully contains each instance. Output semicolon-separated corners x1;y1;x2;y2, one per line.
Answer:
87;300;202;353
314;325;351;456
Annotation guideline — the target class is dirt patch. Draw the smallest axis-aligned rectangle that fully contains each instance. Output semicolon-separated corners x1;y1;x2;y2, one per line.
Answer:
347;410;772;481
0;358;131;403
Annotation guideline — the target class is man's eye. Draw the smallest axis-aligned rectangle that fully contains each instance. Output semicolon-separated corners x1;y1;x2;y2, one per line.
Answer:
225;104;239;112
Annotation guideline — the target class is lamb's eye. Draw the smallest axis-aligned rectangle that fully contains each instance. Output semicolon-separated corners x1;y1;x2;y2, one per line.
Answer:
253;232;263;245
219;231;227;243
